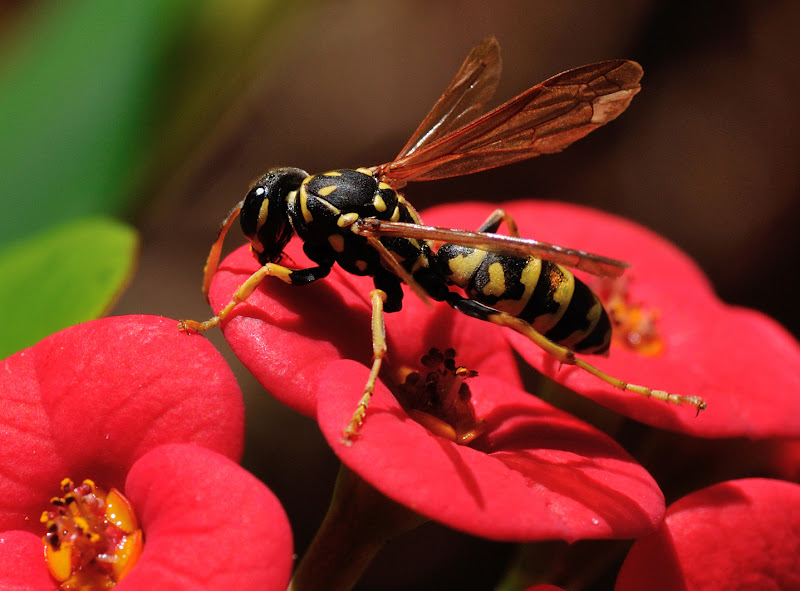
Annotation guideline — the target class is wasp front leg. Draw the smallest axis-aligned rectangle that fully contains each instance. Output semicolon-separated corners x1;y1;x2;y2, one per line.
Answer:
178;262;332;333
342;289;388;444
447;293;707;411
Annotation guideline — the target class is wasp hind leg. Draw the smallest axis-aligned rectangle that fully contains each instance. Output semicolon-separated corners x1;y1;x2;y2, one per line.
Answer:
446;293;706;411
342;289;389;444
178;261;332;333
476;208;521;236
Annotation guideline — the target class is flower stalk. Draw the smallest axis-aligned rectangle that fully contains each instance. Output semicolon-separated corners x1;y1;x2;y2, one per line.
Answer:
289;464;427;591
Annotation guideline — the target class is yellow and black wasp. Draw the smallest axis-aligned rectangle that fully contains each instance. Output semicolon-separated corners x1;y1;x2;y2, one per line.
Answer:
180;37;706;441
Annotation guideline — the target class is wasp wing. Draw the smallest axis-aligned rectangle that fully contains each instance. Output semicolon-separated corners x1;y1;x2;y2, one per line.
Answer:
395;37;502;160
353;218;629;278
375;60;642;184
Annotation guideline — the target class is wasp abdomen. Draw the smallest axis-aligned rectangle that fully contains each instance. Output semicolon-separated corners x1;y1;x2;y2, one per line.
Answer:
436;244;611;354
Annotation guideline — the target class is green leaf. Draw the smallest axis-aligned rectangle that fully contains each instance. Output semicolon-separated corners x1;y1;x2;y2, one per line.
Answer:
0;218;138;359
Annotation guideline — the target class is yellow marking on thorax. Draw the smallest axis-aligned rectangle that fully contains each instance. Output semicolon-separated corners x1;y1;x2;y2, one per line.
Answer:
317;185;338;197
319;199;341;215
328;234;345;252
323;170;342;177
390;206;401;221
378;181;392;191
355;167;372;175
446;250;485;287
337;212;359;227
397;195;422;224
299;184;313;223
373;193;387;212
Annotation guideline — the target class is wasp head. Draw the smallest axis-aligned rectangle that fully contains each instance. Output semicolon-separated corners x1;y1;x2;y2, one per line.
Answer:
240;167;309;264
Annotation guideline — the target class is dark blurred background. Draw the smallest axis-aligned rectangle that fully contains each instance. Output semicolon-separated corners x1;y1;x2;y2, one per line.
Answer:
2;1;798;588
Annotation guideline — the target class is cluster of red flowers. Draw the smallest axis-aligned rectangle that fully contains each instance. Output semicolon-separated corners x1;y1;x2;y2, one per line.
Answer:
3;201;799;590
0;316;292;590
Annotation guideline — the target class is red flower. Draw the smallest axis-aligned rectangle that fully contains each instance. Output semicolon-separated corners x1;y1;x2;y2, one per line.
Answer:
210;241;664;541
316;362;664;541
420;201;800;438
211;199;800;439
0;315;293;591
615;478;800;590
210;239;523;419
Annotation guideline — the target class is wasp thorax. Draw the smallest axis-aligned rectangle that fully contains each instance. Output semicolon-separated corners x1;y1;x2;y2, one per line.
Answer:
240;167;309;264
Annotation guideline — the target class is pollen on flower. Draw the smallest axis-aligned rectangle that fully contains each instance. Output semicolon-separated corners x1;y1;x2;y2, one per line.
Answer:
41;478;143;590
393;348;486;444
597;276;665;356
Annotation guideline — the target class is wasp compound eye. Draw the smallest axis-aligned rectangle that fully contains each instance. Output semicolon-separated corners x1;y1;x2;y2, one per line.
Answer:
241;167;308;264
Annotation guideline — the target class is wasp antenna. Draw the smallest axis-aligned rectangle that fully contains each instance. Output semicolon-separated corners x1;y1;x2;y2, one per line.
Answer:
202;200;244;300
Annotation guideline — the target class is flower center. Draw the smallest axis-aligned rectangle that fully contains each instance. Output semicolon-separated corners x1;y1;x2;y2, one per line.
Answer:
41;478;143;590
598;276;665;356
393;348;486;445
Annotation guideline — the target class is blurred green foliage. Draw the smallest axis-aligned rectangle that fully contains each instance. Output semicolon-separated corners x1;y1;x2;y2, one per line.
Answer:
0;0;195;243
0;217;138;358
0;0;294;355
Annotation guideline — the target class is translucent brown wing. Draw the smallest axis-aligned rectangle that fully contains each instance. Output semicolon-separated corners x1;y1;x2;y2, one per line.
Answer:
374;59;642;184
353;218;629;278
394;37;502;160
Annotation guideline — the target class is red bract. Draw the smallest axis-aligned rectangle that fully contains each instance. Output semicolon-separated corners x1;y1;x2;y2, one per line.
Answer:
422;201;800;438
0;315;292;591
209;240;523;419
209;244;665;541
615;478;800;591
121;444;293;591
211;199;800;437
316;361;664;541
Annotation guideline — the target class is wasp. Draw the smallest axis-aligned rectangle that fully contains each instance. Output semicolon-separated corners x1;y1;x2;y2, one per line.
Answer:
180;37;706;441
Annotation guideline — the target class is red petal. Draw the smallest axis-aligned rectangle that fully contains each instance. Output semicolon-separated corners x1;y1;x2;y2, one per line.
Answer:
0;315;243;532
316;360;664;542
0;530;56;590
209;242;521;418
122;444;293;591
423;202;800;438
616;478;800;591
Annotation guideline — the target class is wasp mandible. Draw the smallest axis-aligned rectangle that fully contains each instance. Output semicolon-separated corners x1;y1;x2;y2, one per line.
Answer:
179;37;706;442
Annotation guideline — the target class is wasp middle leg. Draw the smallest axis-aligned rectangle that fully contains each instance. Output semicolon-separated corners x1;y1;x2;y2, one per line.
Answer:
342;289;388;444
